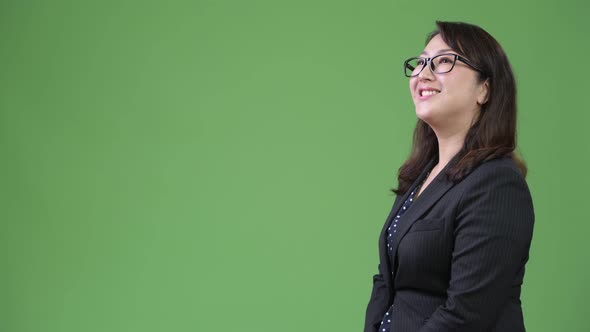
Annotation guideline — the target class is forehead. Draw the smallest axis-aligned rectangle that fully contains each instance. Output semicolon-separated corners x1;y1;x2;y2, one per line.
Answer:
420;34;455;56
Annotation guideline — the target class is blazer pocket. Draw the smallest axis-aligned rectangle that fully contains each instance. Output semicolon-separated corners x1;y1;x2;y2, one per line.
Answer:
408;217;445;232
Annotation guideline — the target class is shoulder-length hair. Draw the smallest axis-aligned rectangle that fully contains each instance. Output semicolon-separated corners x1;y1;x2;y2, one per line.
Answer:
392;21;527;196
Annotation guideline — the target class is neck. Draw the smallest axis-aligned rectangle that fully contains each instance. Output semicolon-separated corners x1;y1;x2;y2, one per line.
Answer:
432;127;468;171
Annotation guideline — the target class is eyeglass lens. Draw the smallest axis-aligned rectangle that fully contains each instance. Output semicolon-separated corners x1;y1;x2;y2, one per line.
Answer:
405;54;457;77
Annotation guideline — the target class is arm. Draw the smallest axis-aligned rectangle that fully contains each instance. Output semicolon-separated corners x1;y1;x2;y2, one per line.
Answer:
418;165;534;332
364;263;390;332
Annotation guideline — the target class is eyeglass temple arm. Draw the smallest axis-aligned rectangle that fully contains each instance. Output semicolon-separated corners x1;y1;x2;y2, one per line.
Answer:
456;55;485;74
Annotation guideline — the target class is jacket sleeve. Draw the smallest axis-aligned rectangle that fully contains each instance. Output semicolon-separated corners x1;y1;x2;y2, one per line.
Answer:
364;263;390;332
418;165;535;332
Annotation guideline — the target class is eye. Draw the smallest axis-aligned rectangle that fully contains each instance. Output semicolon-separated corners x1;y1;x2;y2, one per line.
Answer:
438;56;453;64
416;58;426;66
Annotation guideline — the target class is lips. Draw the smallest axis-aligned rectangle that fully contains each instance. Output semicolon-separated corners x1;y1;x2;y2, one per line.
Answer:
418;87;441;99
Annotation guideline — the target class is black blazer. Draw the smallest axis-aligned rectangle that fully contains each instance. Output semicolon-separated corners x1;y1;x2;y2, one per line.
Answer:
364;154;535;332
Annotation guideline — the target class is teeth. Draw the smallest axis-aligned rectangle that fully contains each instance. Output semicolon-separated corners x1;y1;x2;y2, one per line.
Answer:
421;90;440;97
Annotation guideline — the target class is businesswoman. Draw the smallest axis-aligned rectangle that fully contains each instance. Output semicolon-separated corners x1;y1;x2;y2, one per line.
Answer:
364;21;535;332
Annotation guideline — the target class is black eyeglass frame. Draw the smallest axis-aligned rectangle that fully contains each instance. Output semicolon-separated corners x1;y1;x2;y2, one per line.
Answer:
403;53;485;77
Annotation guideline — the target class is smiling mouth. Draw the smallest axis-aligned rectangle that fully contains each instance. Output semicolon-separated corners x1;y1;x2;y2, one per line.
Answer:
420;90;440;97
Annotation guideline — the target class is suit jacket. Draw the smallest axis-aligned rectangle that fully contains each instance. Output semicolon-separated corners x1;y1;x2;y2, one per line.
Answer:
364;154;535;332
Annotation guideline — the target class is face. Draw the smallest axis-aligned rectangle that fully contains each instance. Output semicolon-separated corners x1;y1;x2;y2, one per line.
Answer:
409;34;488;133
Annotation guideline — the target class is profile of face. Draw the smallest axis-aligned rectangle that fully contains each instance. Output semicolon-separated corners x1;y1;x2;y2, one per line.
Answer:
409;34;489;133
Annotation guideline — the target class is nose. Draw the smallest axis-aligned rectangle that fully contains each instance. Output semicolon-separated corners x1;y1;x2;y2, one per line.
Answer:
417;59;435;81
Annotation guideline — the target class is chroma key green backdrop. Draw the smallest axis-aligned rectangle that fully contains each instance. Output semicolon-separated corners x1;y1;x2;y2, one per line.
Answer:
1;0;588;331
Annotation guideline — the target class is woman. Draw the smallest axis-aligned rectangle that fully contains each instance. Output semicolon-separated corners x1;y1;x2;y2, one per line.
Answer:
364;21;535;332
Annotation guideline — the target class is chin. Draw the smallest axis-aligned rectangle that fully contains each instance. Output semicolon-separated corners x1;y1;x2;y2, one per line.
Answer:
415;109;444;129
415;107;436;122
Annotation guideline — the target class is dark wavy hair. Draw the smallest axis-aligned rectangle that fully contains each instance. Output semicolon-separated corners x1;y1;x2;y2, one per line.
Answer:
392;21;527;195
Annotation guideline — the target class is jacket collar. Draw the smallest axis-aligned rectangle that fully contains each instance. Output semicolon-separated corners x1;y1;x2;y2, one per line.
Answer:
379;153;462;291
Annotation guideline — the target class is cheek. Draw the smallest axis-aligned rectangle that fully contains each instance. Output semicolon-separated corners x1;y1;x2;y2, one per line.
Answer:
409;79;417;97
450;76;480;101
460;86;480;105
446;80;478;105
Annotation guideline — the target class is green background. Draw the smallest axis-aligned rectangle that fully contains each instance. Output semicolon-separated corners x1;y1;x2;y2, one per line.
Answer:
1;0;588;331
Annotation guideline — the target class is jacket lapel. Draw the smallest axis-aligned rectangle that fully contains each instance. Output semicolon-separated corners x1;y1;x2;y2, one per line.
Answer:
389;153;462;275
379;157;437;289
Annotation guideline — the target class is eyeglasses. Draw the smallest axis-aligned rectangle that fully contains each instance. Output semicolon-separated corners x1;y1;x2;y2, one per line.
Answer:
403;53;485;77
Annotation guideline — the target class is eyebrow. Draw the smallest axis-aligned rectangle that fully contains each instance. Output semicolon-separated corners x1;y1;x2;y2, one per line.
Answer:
419;48;455;56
